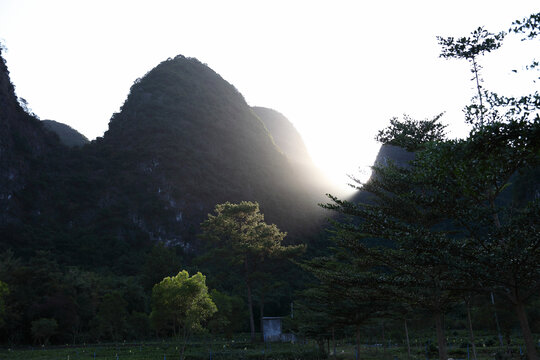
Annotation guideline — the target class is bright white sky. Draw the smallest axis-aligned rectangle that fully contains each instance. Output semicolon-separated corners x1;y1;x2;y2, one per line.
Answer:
0;0;538;192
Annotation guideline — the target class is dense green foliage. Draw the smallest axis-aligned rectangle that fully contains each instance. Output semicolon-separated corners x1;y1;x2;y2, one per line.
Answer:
375;114;446;152
150;270;216;359
150;271;216;336
30;318;58;345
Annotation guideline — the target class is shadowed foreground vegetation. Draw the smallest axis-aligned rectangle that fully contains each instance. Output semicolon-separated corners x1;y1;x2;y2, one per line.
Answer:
0;335;320;360
0;331;537;360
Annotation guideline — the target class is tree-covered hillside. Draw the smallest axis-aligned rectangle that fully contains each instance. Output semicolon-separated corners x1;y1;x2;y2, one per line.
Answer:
42;120;89;147
96;55;328;246
0;46;61;226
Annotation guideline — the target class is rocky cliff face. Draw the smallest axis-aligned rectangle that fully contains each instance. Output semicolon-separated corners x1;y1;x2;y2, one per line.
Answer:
350;144;414;204
371;144;414;170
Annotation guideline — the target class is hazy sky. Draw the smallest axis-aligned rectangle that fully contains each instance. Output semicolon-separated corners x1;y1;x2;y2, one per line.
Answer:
0;1;537;190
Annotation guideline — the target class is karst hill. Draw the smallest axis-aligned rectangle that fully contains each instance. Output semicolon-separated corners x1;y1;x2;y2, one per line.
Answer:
96;55;331;246
0;52;334;267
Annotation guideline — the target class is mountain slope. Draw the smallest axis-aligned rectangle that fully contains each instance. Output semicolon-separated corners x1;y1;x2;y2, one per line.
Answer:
253;106;342;199
252;107;313;166
0;47;60;224
95;55;325;246
42;120;89;147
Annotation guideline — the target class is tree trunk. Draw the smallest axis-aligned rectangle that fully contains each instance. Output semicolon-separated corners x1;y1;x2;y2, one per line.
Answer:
332;327;336;359
316;338;326;357
180;326;189;360
466;301;478;360
327;337;330;357
434;312;448;360
259;293;265;341
515;299;539;360
381;321;386;355
245;260;256;342
404;319;411;360
490;292;504;347
356;326;361;360
471;57;484;125
489;212;505;348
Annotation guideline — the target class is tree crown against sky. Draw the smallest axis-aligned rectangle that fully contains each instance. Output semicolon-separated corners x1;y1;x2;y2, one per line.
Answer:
317;11;540;360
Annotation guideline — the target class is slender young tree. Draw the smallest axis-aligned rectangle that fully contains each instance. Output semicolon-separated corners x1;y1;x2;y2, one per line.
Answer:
438;27;505;125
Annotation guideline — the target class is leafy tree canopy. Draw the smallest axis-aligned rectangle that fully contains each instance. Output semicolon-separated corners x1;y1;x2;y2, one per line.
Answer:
375;113;446;152
200;201;304;341
150;270;216;340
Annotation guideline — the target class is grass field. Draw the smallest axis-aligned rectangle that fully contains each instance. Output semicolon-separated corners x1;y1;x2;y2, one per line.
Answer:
0;336;321;360
0;333;533;360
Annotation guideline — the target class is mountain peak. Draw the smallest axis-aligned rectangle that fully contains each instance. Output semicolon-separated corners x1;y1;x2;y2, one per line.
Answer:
97;54;326;241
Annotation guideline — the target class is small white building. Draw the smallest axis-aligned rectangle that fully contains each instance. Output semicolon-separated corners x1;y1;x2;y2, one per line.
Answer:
262;317;282;342
262;317;297;343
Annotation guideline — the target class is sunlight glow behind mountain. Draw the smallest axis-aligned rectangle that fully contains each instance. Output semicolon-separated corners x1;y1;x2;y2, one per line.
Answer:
0;0;538;192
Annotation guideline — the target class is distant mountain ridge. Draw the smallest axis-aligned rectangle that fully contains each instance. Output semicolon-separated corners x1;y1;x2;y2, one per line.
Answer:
42;120;89;147
252;107;313;166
